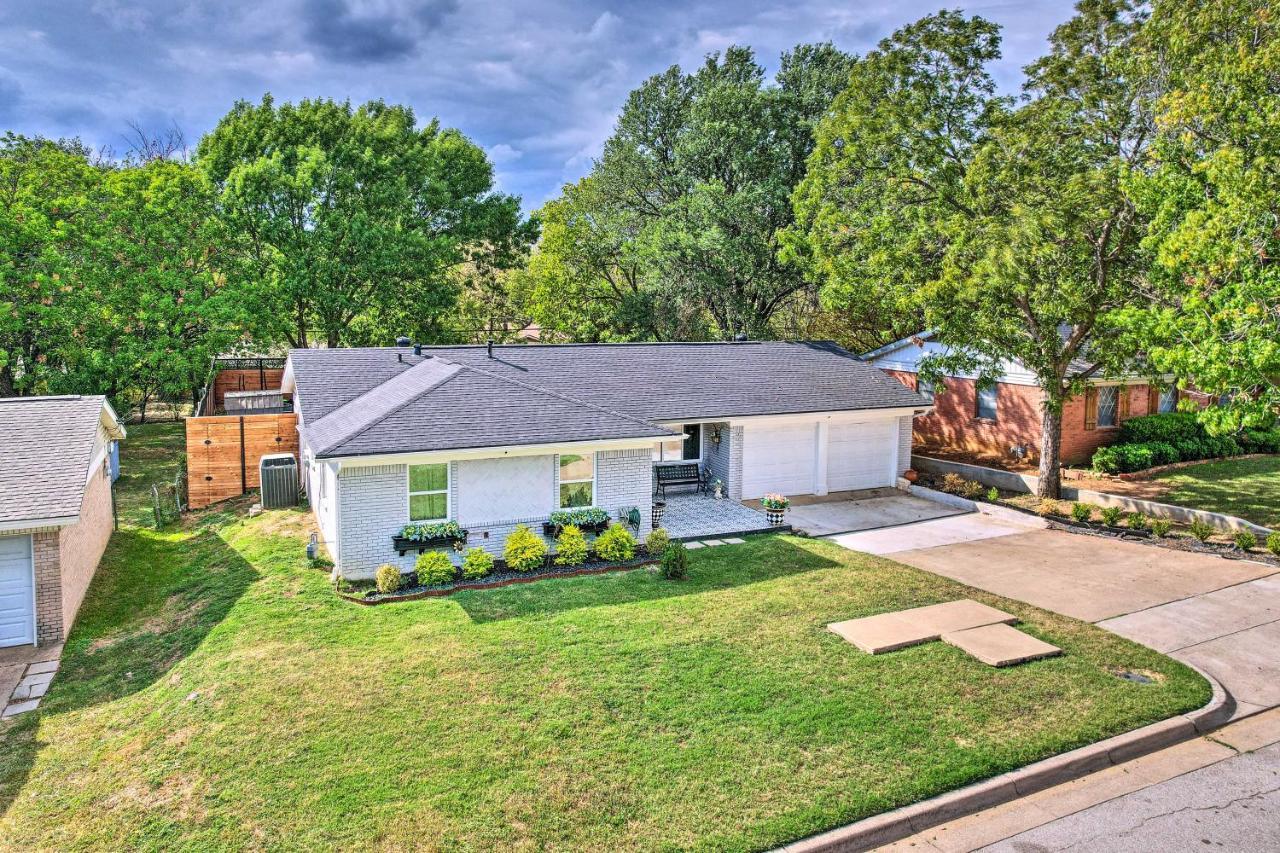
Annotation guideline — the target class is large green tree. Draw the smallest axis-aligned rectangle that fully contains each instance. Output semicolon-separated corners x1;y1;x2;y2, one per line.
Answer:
1122;0;1280;432
519;43;856;341
792;3;1152;497
198;96;534;348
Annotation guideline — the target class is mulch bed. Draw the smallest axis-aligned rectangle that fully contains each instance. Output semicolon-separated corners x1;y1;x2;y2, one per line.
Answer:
340;553;659;604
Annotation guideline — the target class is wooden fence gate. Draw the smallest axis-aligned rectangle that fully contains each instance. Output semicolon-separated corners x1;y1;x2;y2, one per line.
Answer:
186;413;299;509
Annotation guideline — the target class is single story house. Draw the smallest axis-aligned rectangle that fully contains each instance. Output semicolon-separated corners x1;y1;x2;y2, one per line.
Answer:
283;341;930;579
862;332;1188;465
0;395;125;648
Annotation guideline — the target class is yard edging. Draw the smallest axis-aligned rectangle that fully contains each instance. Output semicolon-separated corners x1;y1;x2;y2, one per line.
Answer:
912;455;1274;535
775;663;1233;853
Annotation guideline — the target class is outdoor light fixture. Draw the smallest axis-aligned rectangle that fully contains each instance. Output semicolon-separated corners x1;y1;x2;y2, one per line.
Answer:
709;425;722;445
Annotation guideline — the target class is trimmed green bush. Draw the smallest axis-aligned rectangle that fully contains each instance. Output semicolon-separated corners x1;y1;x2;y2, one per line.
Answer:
461;548;494;580
1234;531;1258;552
1099;506;1124;526
503;524;548;572
646;528;671;556
375;563;402;594
1188;520;1215;543
1267;532;1280;557
1119;412;1204;445
1071;502;1094;523
660;542;689;580
1126;512;1148;531
1150;519;1173;538
593;523;636;562
554;525;589;567
1241;428;1280;454
415;551;456;585
986;487;1000;502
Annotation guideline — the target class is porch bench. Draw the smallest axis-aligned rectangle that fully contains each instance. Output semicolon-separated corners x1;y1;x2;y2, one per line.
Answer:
655;463;707;499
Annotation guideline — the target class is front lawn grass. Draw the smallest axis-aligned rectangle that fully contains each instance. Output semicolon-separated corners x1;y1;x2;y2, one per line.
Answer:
0;425;1209;851
1153;455;1280;529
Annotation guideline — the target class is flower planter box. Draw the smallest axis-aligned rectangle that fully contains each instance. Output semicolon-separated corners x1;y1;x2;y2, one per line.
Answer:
392;532;468;556
542;519;612;538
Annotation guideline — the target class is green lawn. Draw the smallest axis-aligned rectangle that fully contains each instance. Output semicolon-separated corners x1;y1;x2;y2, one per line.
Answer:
1154;455;1280;529
0;424;1209;851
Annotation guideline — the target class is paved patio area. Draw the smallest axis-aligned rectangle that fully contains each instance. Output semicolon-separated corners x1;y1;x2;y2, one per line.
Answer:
658;493;780;540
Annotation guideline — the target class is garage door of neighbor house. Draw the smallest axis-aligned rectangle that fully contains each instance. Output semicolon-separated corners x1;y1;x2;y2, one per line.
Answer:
741;423;818;499
827;420;898;492
0;535;34;648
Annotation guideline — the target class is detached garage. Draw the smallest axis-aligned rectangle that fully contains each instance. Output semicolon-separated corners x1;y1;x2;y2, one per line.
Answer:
0;396;125;648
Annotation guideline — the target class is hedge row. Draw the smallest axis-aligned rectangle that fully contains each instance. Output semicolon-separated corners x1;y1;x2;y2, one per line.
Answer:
1092;413;1280;474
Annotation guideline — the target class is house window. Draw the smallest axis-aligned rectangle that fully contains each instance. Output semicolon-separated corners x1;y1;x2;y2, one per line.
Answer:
917;377;935;402
559;453;595;507
1097;386;1119;428
975;385;998;420
408;463;449;522
653;424;701;462
1158;386;1178;413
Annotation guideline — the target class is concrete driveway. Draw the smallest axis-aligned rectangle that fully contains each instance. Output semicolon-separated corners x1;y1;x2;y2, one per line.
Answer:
829;511;1280;716
782;491;966;537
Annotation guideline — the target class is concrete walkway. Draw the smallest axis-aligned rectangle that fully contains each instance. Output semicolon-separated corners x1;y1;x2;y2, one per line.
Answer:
785;492;965;537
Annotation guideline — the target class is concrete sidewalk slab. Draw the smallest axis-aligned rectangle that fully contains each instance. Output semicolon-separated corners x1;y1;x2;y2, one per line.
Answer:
1174;620;1280;713
1100;574;1280;653
827;513;1036;557
942;624;1062;667
828;599;1017;654
786;494;965;537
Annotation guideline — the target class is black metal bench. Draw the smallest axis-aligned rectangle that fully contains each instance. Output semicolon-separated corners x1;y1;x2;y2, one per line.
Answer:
655;463;706;498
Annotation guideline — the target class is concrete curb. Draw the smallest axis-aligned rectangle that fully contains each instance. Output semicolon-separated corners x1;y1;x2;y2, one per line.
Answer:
775;665;1234;853
909;485;1047;529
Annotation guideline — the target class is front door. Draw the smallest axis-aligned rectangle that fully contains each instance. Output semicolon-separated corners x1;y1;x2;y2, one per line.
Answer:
0;535;35;647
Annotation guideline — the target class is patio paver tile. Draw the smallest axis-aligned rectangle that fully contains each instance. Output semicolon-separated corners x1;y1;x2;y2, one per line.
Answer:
942;623;1063;667
684;541;705;550
828;599;1018;654
702;539;726;546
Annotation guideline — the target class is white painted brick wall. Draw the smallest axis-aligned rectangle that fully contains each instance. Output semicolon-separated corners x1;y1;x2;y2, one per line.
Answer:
897;416;914;476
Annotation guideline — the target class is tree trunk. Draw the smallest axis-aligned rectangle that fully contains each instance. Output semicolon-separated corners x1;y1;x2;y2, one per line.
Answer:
1038;403;1063;498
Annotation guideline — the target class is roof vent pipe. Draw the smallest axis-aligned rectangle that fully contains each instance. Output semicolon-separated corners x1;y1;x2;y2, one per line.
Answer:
413;344;422;356
487;340;494;358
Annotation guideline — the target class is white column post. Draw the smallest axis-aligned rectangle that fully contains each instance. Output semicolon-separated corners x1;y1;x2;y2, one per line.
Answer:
814;420;829;496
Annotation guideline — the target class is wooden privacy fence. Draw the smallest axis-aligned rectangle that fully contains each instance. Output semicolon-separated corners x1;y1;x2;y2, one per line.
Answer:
186;413;299;509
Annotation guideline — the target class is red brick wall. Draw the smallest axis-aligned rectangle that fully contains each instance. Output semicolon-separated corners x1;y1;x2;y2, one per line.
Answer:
56;456;116;638
1059;384;1158;465
885;370;1044;462
32;531;63;646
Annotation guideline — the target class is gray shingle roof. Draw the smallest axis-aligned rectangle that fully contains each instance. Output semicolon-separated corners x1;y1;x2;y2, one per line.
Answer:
289;341;927;459
0;395;121;526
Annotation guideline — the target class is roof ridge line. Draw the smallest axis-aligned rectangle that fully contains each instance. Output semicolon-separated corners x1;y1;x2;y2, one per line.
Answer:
456;359;678;435
311;357;463;455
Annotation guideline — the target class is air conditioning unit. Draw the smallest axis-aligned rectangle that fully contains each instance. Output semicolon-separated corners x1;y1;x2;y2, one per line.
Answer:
259;453;299;509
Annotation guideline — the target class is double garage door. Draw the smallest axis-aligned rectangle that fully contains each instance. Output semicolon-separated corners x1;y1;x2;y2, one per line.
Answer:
740;419;899;499
0;535;34;648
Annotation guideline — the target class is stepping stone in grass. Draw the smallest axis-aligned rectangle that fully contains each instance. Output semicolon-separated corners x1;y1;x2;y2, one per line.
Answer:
942;624;1062;667
702;539;726;546
684;541;706;550
724;537;746;544
828;599;1018;655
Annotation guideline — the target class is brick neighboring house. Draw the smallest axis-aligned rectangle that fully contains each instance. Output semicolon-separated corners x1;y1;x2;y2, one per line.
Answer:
862;333;1188;467
284;341;929;580
0;396;125;648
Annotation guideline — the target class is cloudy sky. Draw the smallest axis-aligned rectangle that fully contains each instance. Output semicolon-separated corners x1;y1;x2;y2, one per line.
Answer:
1;1;1076;210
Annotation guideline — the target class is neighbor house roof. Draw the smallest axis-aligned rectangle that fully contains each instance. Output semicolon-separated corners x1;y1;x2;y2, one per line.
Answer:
288;341;927;460
0;395;125;528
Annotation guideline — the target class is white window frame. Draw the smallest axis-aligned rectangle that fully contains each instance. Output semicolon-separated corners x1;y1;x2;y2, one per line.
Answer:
407;462;450;523
1158;386;1178;413
558;452;595;508
653;423;701;463
1096;386;1119;428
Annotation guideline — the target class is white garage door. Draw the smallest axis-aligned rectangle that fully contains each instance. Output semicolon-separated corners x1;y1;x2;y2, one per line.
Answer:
828;420;898;491
0;535;34;648
741;423;818;499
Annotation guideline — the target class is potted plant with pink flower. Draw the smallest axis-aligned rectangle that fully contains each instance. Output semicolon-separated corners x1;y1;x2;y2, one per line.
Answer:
761;493;790;526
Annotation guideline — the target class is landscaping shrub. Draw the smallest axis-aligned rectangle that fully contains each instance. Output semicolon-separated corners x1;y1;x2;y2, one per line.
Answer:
1092;410;1273;474
1126;512;1148;531
1188;520;1215;542
554;525;589;567
1070;502;1094;523
1234;531;1258;552
1119;412;1204;445
461;547;494;580
1099;506;1124;526
375;563;403;594
504;524;548;572
593;523;636;562
415;551;456;585
660;542;689;580
985;486;999;502
1267;532;1280;557
646;528;671;555
960;479;985;499
1241;428;1280;454
940;472;967;494
1150;518;1172;538
1036;499;1061;517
